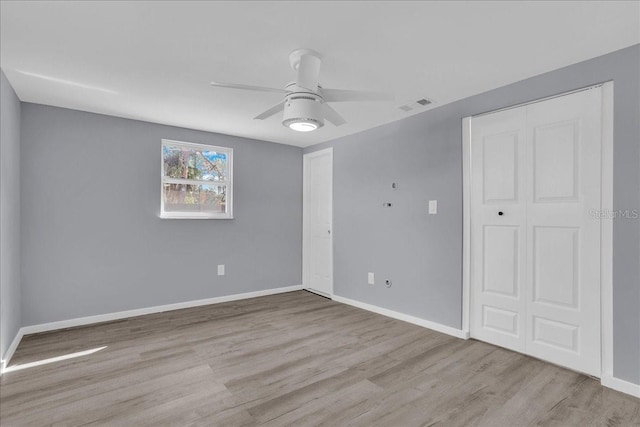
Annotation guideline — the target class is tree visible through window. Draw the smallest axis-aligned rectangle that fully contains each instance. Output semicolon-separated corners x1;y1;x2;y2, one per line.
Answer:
161;140;233;219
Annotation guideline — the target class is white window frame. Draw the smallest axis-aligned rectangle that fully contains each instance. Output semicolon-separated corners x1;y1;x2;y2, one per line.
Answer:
160;139;233;219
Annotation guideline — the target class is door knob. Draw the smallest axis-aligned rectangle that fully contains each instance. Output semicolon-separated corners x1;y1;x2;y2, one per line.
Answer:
328;229;331;234
498;211;504;216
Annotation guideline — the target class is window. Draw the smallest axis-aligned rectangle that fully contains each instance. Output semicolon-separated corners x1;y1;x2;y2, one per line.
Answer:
161;139;233;219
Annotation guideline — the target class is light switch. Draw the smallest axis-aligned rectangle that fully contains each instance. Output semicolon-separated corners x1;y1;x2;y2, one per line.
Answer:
217;264;225;276
429;200;438;214
368;272;375;285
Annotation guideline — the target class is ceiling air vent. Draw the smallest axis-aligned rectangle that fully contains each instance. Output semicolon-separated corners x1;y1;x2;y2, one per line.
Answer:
398;97;434;113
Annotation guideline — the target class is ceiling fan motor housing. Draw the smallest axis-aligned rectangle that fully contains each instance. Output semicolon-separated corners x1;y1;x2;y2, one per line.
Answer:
282;93;324;130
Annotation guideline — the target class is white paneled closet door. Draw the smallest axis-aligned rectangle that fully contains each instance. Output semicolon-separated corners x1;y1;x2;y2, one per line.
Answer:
470;106;528;354
470;87;603;377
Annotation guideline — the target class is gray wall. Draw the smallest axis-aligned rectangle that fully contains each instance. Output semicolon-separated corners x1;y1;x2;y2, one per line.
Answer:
0;70;22;361
21;104;302;326
305;44;640;384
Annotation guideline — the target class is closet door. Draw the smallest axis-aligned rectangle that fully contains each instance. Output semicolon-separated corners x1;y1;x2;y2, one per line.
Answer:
524;87;602;376
470;106;528;353
470;87;603;377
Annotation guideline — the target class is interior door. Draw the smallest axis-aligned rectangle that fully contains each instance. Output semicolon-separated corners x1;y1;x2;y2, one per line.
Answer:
524;88;602;376
470;87;603;376
470;106;528;353
303;148;333;297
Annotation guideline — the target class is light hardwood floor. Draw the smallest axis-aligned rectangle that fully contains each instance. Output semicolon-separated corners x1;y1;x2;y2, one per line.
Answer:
1;291;638;426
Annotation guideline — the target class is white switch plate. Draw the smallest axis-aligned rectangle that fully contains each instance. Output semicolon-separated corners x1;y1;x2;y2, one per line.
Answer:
429;200;438;214
368;272;375;285
217;264;225;276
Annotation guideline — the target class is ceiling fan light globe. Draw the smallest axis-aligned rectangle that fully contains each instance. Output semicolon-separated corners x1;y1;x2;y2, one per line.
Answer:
288;121;318;132
282;94;324;132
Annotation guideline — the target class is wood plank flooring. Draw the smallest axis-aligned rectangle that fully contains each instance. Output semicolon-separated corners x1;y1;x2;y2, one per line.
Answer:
1;290;638;426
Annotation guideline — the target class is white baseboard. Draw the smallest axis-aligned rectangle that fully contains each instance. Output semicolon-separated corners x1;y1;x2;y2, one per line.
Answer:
1;284;303;374
602;374;640;398
21;285;303;335
331;294;469;340
1;329;25;373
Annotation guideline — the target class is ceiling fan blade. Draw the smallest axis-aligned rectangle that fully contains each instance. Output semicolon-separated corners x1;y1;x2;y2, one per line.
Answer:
211;81;288;94
296;53;321;91
253;101;285;120
321;88;394;102
322;103;347;127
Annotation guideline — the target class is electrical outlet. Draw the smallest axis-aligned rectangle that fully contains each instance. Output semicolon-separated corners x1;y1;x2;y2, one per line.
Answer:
217;264;225;276
368;272;375;285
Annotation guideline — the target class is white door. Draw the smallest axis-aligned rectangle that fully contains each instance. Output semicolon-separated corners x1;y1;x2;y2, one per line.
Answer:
470;87;603;376
303;148;333;297
470;106;528;353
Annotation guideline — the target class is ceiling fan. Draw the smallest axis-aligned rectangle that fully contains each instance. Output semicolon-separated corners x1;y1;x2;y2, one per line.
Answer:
210;49;392;132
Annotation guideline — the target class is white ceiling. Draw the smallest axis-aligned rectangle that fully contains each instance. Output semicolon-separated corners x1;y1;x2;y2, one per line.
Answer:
1;1;638;148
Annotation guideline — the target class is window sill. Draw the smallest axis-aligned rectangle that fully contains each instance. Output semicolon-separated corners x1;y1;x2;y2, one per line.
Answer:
159;214;234;220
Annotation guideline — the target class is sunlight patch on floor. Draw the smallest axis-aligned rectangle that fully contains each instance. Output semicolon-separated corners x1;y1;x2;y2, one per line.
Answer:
3;346;107;373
